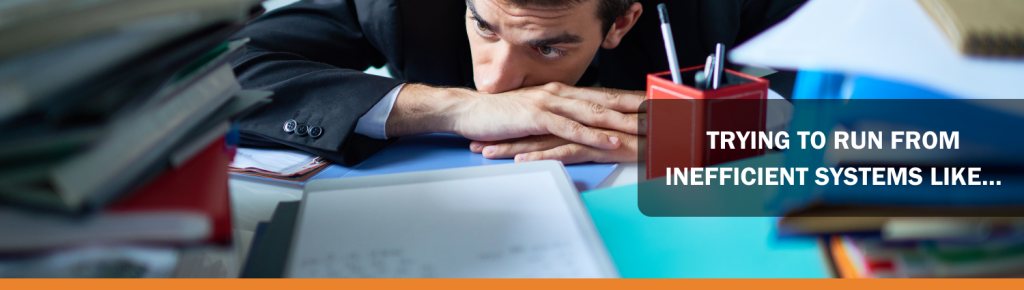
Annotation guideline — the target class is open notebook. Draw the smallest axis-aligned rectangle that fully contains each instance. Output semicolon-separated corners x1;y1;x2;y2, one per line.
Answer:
284;161;617;278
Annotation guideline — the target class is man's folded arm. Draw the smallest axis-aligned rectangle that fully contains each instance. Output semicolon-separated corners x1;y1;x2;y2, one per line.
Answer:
228;0;403;166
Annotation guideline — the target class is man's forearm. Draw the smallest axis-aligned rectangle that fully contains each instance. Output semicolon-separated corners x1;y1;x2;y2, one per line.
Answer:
383;82;639;150
384;84;472;137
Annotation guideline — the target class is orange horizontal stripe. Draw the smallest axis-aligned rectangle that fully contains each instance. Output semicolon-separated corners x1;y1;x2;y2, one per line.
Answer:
2;279;1022;290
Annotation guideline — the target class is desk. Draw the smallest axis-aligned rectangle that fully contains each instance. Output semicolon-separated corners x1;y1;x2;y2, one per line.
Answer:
228;157;831;277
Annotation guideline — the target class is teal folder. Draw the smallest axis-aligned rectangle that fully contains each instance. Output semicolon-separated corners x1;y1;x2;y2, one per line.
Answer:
581;154;831;278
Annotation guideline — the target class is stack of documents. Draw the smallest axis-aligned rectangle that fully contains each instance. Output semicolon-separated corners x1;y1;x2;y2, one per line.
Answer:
229;148;331;182
0;0;269;278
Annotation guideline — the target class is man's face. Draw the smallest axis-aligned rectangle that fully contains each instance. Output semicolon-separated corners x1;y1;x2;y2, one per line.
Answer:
466;0;607;94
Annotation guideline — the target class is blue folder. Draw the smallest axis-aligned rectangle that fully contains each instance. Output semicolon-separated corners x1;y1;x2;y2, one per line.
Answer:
232;134;618;192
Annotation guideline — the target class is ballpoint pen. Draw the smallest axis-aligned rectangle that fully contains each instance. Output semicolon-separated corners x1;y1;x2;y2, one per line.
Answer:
712;43;725;89
657;3;682;85
702;54;714;89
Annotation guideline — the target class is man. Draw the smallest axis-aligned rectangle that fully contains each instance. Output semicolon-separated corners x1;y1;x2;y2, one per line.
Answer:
230;0;803;166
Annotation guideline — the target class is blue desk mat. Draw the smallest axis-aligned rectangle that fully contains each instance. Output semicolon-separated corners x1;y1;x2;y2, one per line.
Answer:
238;134;618;192
581;154;830;278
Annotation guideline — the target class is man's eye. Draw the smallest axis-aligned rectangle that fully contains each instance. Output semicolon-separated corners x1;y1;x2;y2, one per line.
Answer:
537;46;562;58
474;20;494;36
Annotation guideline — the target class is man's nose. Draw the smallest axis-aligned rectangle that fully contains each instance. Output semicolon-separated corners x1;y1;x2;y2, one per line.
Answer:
476;44;525;94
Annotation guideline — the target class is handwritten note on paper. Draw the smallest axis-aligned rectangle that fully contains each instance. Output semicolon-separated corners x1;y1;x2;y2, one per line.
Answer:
290;249;432;278
286;171;610;278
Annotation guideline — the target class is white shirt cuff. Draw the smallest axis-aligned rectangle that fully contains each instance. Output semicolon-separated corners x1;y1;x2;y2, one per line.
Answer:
354;83;403;139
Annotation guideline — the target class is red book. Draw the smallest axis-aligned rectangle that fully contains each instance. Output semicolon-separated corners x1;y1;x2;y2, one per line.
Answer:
108;136;234;244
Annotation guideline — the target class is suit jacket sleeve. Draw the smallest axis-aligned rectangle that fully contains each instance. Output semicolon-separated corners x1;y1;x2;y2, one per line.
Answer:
229;0;404;166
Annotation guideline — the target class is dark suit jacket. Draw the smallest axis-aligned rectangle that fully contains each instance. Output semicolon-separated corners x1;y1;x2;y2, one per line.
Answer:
229;0;805;166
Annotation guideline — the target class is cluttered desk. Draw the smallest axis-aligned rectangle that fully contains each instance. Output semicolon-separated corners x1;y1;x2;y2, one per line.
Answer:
3;0;1023;279
228;135;831;278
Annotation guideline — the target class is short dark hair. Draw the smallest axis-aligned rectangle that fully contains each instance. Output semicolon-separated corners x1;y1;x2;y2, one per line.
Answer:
501;0;637;34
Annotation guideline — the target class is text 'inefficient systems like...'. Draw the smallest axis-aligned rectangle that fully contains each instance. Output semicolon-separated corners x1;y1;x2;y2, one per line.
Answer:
665;167;1001;186
666;130;1002;186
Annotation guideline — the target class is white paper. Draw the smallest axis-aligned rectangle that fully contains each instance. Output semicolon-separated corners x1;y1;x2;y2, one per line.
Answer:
731;0;1024;100
766;89;792;132
230;148;322;176
287;172;608;278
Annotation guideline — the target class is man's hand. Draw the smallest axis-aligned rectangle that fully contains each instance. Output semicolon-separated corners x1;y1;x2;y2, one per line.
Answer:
385;83;644;150
469;127;639;165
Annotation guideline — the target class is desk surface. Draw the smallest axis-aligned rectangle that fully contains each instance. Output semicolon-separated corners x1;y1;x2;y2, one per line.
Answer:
228;157;830;277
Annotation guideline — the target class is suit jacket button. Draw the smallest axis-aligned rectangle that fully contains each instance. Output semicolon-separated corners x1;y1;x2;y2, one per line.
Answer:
283;119;297;133
295;123;309;136
308;126;323;139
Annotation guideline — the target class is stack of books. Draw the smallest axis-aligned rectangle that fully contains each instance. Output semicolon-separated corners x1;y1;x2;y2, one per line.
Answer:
0;0;270;278
826;221;1024;278
774;98;1024;278
781;215;1024;277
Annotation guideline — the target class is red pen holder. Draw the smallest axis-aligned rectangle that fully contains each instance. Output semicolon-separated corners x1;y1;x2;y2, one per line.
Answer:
645;65;768;180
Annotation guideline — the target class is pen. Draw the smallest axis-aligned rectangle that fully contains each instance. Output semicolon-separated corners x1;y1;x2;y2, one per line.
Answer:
702;55;714;89
712;43;724;89
657;3;682;85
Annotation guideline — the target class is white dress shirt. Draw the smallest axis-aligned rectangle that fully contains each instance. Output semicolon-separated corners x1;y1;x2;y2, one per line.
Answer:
353;83;403;139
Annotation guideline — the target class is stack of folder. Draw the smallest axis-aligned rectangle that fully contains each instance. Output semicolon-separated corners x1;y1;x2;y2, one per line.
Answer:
0;0;270;278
